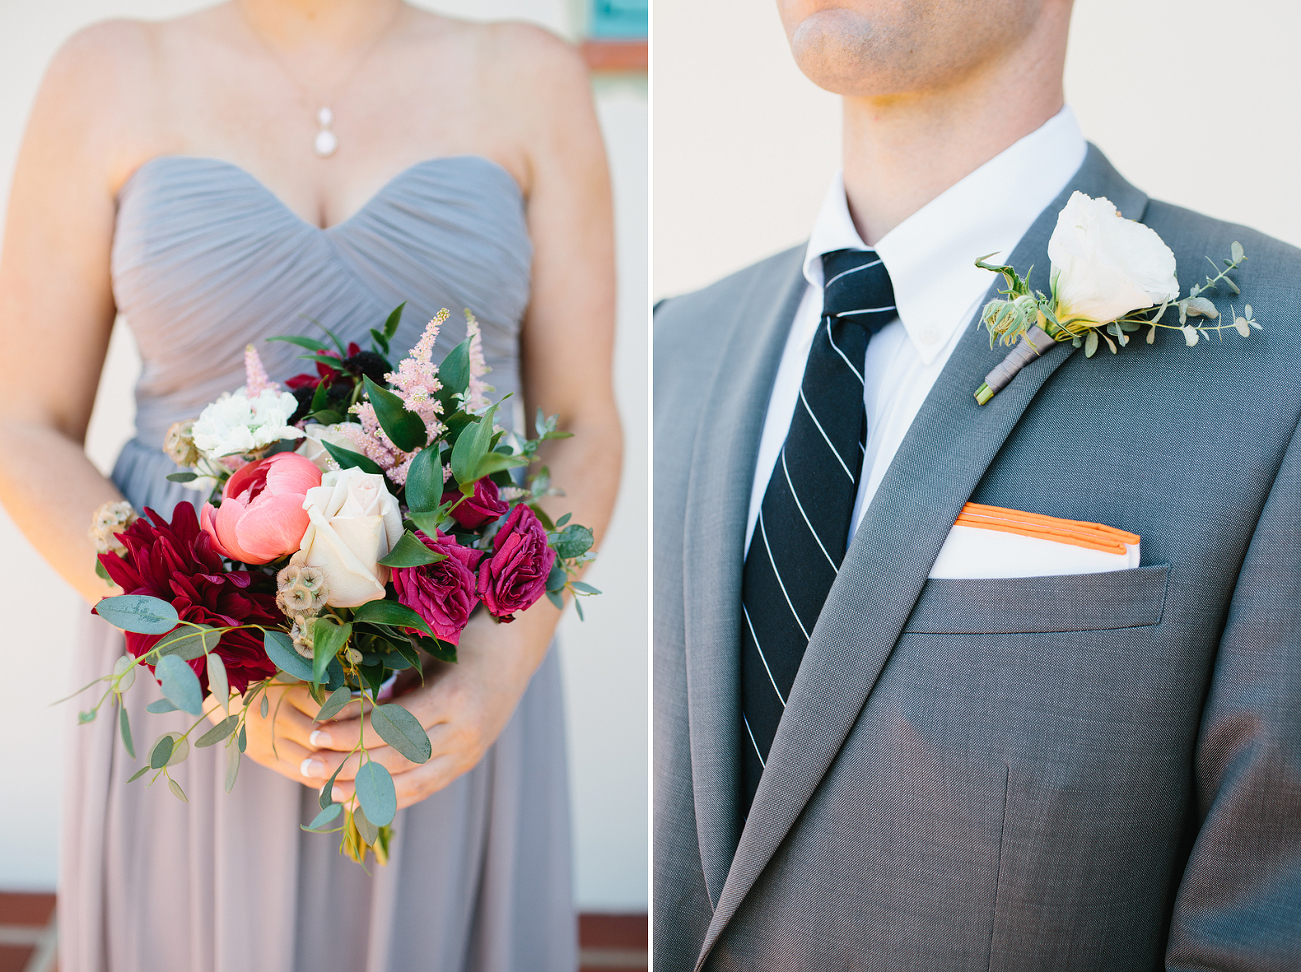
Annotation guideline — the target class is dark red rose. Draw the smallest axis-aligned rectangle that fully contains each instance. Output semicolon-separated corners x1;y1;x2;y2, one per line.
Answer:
391;531;485;645
442;478;510;529
476;504;556;621
94;503;280;694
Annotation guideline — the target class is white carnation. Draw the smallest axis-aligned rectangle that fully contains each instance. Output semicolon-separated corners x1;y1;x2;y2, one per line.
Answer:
191;387;304;460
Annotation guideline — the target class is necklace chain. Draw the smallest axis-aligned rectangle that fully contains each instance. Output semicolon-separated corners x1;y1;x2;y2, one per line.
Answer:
236;3;402;158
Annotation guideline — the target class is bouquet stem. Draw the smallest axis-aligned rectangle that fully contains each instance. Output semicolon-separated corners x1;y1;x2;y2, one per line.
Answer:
974;324;1059;405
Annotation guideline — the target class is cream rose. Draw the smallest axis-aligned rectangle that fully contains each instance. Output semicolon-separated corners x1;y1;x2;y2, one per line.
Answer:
295;422;365;473
297;467;402;607
1048;191;1179;325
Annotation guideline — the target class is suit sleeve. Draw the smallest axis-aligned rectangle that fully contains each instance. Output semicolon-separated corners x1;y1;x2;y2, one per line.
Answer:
1166;418;1301;971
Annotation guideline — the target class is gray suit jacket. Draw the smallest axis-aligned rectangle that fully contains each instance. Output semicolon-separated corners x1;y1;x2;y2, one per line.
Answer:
653;147;1301;971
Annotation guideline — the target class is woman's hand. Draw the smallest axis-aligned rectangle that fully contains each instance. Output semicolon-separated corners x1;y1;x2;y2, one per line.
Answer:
202;681;345;790
290;609;550;810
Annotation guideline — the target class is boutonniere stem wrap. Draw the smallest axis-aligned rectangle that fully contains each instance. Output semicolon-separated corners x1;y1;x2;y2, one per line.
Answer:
973;191;1261;404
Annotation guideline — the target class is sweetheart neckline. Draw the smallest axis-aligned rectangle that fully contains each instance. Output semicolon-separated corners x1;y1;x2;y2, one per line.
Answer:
117;153;524;233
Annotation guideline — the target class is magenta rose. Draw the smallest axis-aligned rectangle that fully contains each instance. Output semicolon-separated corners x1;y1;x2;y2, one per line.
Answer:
442;478;509;529
477;504;556;622
391;531;485;645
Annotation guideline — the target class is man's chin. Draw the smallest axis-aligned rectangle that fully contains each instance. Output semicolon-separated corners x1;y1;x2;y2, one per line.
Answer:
787;9;907;97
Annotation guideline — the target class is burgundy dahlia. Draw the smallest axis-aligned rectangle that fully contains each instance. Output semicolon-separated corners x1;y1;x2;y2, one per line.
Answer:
442;478;510;529
391;531;484;645
94;502;280;694
477;504;556;622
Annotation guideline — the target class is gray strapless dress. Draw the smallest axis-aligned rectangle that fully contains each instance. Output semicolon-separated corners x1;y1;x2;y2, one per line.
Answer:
59;156;576;972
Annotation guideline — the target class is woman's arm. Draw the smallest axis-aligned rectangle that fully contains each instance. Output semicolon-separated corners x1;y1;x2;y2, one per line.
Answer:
310;26;623;807
0;23;154;605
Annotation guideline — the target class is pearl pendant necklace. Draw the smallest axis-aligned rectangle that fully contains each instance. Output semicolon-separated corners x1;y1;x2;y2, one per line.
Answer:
313;107;338;158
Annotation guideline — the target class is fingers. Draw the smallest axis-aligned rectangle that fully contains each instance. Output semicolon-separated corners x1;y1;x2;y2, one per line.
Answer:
246;687;319;750
308;742;416;781
282;684;365;723
303;710;376;753
241;734;320;787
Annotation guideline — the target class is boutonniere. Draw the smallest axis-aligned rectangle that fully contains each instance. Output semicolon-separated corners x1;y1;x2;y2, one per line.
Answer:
973;191;1260;404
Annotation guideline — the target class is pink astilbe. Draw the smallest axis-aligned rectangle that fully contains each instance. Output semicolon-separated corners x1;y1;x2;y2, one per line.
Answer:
243;344;278;397
465;312;494;413
386;310;448;435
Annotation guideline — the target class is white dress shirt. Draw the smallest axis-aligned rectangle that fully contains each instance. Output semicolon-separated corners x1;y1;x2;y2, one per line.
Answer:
744;107;1088;553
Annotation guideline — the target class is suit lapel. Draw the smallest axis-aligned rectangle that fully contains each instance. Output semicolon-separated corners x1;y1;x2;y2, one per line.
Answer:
681;246;808;906
696;146;1150;967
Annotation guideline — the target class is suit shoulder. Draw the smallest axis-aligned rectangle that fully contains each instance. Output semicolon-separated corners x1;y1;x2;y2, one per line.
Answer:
654;245;805;335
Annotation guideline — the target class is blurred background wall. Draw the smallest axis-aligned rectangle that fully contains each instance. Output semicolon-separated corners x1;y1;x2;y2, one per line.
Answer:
0;0;647;915
655;0;1301;299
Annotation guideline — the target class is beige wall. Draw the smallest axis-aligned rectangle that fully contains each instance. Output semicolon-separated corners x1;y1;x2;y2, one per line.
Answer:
654;0;1301;299
0;0;648;912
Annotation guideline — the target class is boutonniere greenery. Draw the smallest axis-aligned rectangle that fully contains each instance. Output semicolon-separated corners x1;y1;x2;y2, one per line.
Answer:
973;191;1259;404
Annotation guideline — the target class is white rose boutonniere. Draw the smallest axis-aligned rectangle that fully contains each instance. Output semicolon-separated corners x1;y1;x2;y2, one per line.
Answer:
974;191;1260;404
297;466;403;607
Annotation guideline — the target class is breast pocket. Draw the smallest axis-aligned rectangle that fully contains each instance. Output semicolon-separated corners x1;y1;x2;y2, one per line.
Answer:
902;564;1170;634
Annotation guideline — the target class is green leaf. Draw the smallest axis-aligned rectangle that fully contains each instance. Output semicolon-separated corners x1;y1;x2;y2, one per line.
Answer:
355;761;397;827
450;404;498;485
225;738;240;793
260;692;270;718
574;598;584;621
302;803;343;832
1084;329;1099;358
164;733;189;766
268;334;331;353
408;632;456;664
545;560;567;594
377;531;445;568
404;446;444;513
1231;241;1245;264
474;451;528;480
166;472;199;483
207;653;229;713
156;654;203;715
238;723;247;752
264;630;313;680
127;764;151;784
149;733;175;770
95;595;180;635
369;328;390;356
312;619;352;687
305;316;347;356
362;376;427;453
354;803;380;844
352;600;433;638
314;685;353;723
570;581;601;595
298;352;352;371
196;715;239;748
155;624;219;661
78;709;96;724
146;698;178;714
371;703;432;764
551;523;594;560
119;705;135;759
546;590;564;611
320;758;347;810
320;439;385;477
383;301;406;340
168;778;188;803
555;512;572;528
95;559;113;582
438;339;472;399
393;639;422;672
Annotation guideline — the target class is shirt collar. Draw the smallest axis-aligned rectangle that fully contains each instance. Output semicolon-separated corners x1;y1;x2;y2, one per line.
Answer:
802;106;1088;365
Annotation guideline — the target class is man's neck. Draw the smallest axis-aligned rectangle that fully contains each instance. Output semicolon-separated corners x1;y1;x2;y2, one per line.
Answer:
841;43;1066;246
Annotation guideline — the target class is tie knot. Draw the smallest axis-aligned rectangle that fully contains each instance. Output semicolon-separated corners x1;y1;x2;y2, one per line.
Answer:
820;248;896;334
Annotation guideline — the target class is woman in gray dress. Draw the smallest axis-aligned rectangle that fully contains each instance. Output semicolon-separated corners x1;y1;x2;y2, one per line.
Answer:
0;2;621;970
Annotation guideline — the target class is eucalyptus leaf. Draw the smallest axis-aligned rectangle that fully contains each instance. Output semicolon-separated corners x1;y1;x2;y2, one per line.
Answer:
450;404;498;486
314;685;353;723
94;594;180;635
321;439;385;477
164;732;189;767
149;734;175;770
78;709;96;724
225;736;240;792
127;764;152;784
320;759;347;810
545;561;567;594
355;761;397;827
196;715;239;748
168;778;188;803
362;376;427;453
261;693;270;718
146;698;179;714
371;703;432;764
207;653;229;714
377;531;445;568
113;653;137;692
155;624;219;661
302;803;343;832
1084;329;1099;358
264;630;314;681
546;590;564;611
404;446;444;513
156;654;203;715
165;472;199;483
119;705;135;758
1231;241;1245;264
238;723;247;753
551;523;594;560
574;598;585;621
354;804;380;845
353;600;433;638
570;581;601;595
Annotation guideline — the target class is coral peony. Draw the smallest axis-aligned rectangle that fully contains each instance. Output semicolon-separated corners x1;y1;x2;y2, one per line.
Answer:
477;504;556;621
94;503;280;694
391;531;484;645
202;452;321;564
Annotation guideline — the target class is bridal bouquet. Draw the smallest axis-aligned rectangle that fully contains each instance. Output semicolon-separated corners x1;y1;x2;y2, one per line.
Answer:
76;306;598;864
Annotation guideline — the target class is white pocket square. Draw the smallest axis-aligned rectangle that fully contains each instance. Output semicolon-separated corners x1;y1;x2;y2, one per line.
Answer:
929;503;1140;580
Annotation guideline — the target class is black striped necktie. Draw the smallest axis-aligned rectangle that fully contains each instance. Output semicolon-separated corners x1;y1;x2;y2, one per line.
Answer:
739;248;897;813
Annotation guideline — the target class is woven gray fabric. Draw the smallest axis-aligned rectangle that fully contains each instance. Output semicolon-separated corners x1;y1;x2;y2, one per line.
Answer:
653;145;1301;971
60;155;576;972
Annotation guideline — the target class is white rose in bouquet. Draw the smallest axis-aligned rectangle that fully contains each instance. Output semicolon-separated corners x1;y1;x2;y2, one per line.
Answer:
1048;191;1180;325
295;422;365;472
297;467;403;607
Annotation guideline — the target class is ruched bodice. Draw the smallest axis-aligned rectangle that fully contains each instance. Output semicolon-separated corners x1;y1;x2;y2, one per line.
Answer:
64;152;574;972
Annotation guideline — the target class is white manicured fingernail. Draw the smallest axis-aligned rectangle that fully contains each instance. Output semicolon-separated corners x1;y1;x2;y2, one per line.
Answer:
331;785;345;802
310;730;331;748
300;758;325;778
